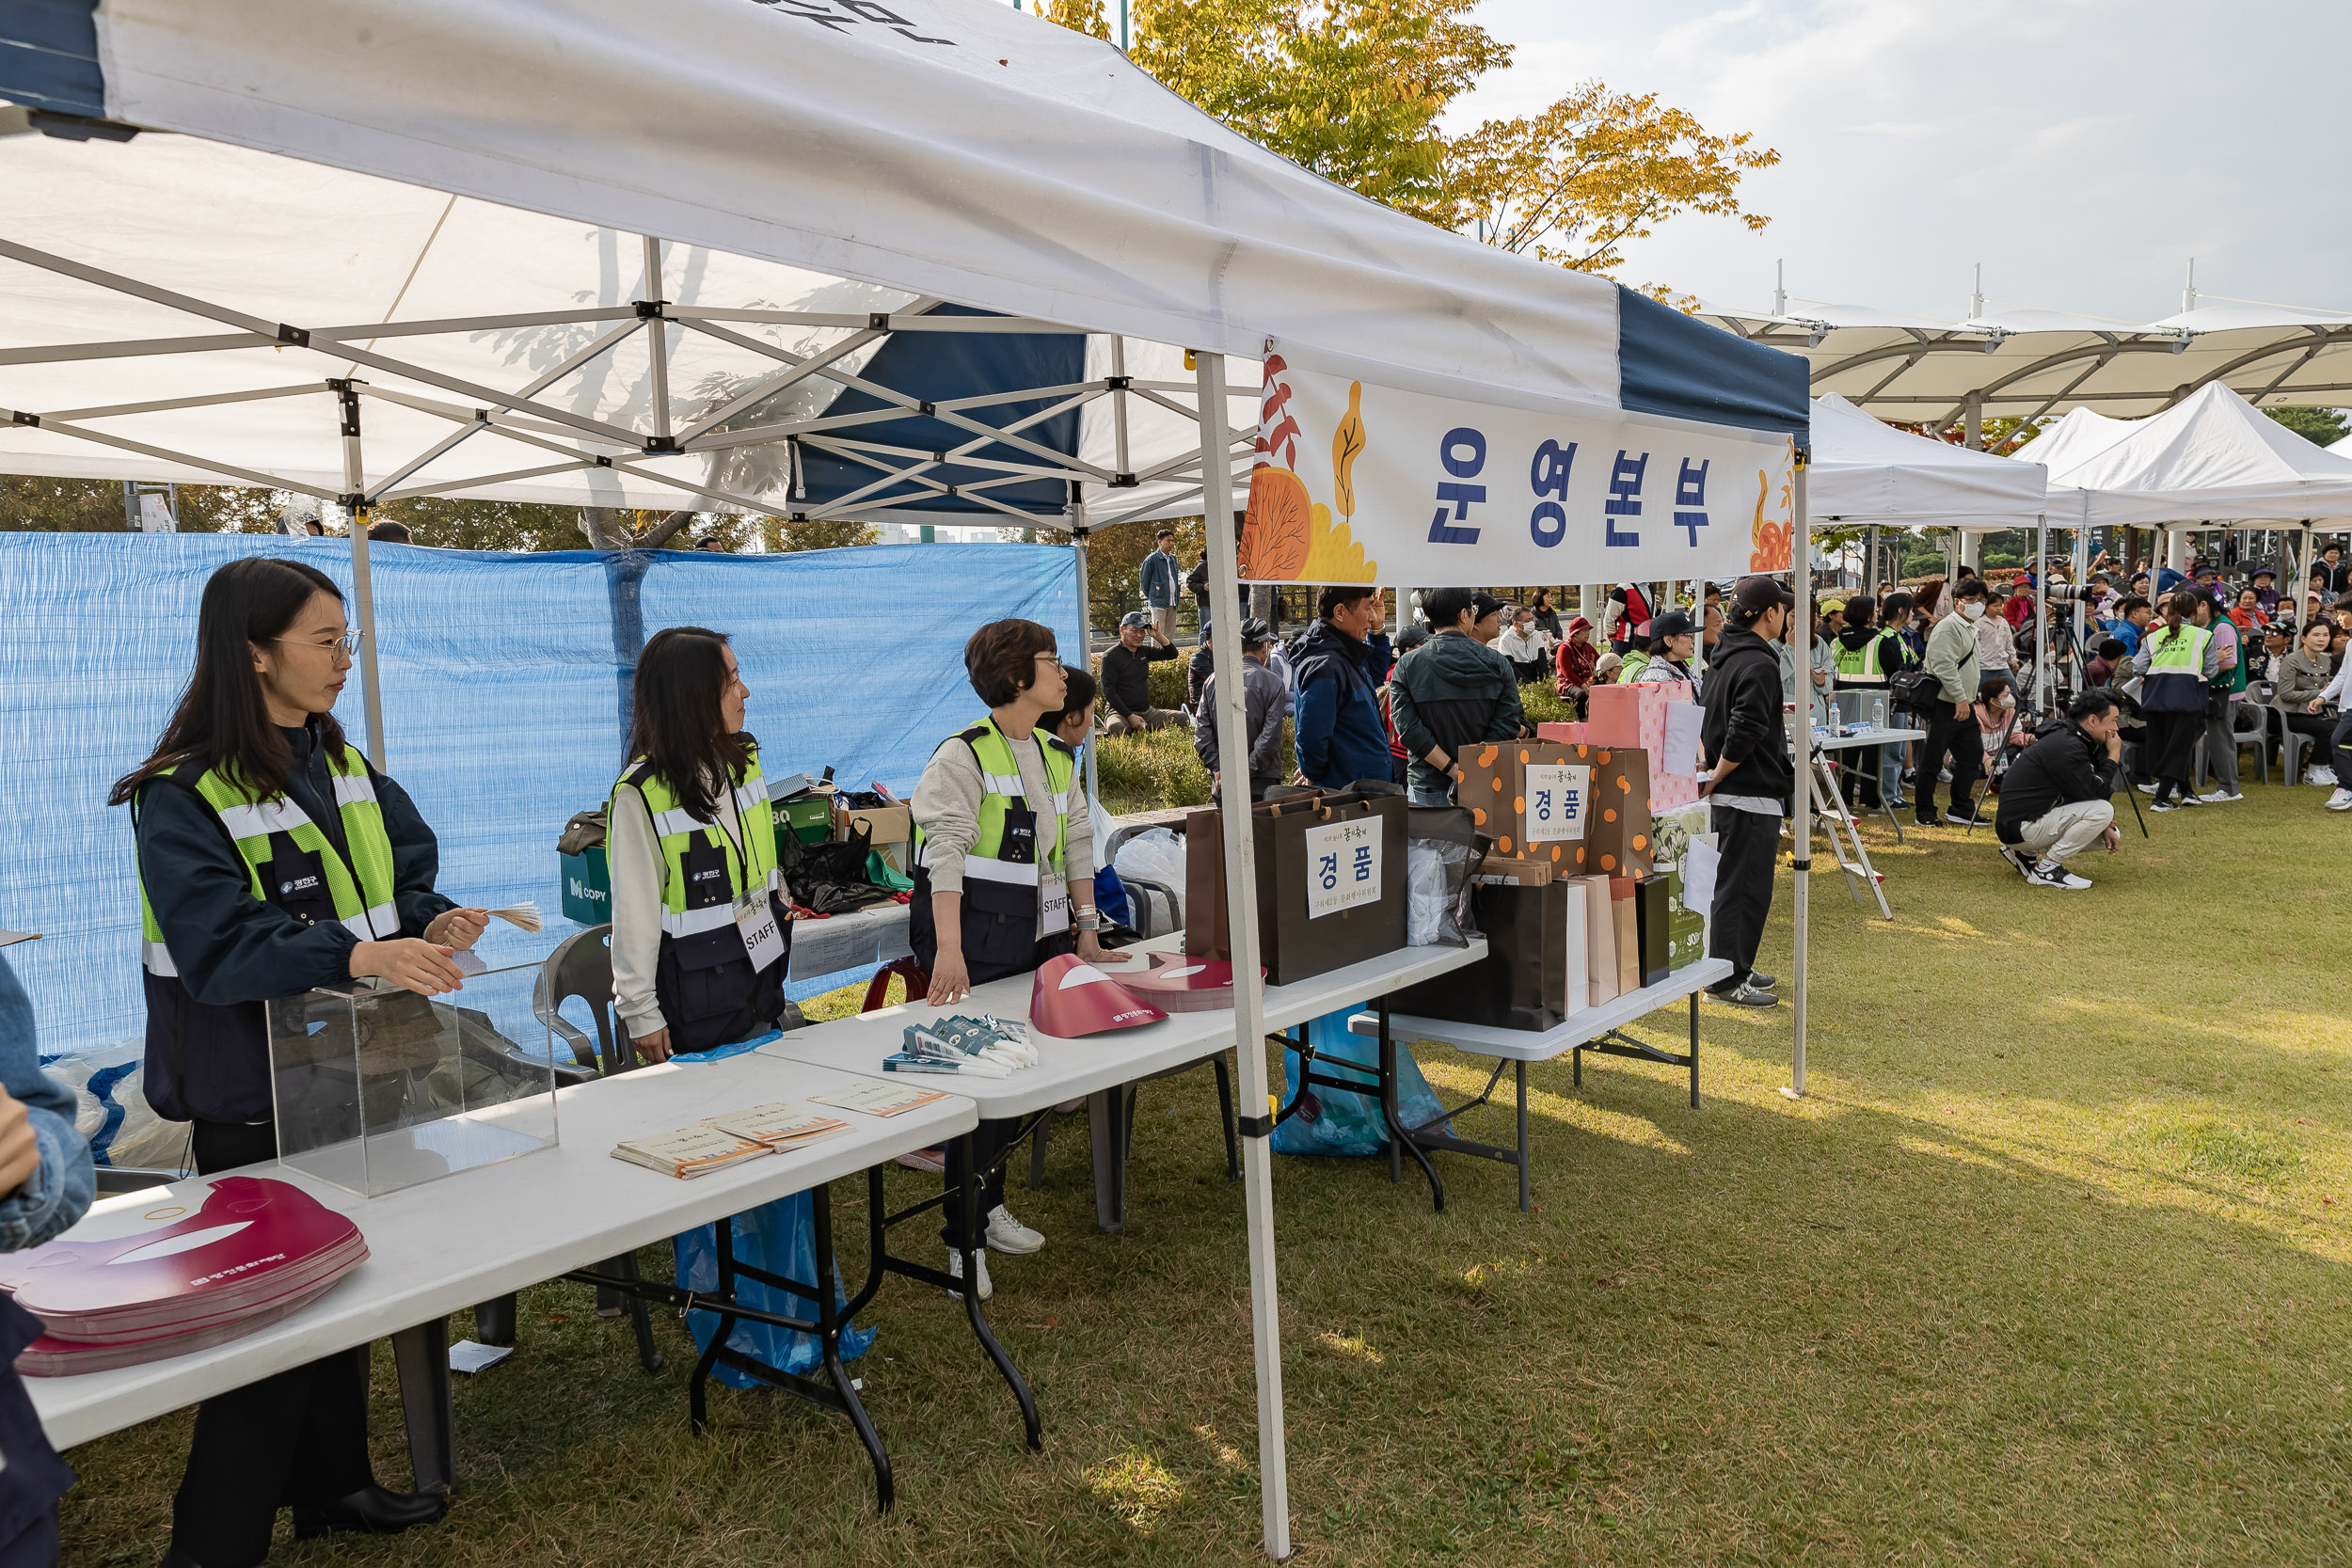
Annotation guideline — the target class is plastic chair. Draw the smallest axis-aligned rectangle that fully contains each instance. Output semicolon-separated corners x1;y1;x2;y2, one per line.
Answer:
2274;700;2316;785
2230;700;2269;786
471;924;662;1372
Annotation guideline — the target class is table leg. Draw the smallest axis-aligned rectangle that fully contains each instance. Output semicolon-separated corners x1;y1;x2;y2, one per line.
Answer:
811;1180;895;1510
687;1220;741;1434
1087;1087;1127;1233
951;1132;1043;1451
1515;1060;1530;1214
1689;992;1701;1109
389;1317;455;1496
1377;1002;1445;1212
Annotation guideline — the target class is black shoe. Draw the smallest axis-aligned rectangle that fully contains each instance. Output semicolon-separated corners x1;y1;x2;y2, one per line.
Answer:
1914;813;1939;829
1944;809;1992;828
1748;971;1778;990
159;1551;204;1568
292;1485;451;1541
1707;978;1779;1008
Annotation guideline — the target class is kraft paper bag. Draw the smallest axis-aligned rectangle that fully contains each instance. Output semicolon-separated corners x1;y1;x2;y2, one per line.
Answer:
1580;874;1617;1006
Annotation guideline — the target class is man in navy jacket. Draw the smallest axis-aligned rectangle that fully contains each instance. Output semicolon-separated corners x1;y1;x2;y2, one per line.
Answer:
1290;586;1392;789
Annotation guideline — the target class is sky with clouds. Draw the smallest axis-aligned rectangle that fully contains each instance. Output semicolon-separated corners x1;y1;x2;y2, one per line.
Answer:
1454;0;2352;324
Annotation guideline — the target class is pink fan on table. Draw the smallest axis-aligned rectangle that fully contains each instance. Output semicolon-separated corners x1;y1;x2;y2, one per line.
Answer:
1120;953;1260;1013
1027;954;1167;1037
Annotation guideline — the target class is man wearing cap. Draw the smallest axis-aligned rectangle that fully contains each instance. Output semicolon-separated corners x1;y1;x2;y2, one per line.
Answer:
1467;590;1507;645
1696;575;1794;1008
1391;585;1525;805
1099;610;1182;736
1192;618;1288;800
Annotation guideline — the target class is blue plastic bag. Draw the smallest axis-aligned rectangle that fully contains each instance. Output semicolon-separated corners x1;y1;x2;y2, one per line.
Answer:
670;1032;874;1386
1270;1005;1451;1158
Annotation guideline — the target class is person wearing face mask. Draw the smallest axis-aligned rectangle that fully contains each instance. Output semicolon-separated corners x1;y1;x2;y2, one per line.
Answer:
112;558;475;1568
1975;673;2021;777
1915;578;1992;828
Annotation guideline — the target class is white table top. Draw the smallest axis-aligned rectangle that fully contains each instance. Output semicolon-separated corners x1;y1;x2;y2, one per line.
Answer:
759;934;1489;1119
1347;958;1733;1063
1812;727;1927;752
31;1053;973;1449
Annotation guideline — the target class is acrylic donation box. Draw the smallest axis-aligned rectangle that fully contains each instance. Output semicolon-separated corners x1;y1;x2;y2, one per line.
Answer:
267;958;560;1196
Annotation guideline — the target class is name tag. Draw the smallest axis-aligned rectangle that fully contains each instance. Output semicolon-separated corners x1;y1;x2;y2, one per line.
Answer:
1039;875;1071;936
735;891;786;973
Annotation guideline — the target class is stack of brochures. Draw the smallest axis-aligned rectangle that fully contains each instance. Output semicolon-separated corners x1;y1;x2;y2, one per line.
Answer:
612;1100;849;1179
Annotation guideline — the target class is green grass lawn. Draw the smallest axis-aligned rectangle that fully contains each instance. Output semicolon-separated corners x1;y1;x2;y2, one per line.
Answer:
58;780;2352;1565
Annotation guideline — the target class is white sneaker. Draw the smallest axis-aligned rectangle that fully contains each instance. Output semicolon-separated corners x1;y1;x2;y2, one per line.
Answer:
2329;788;2352;812
2028;858;2092;889
2136;781;2159;795
2308;766;2339;787
946;1248;993;1301
1998;845;2034;879
984;1204;1044;1255
2196;789;2243;804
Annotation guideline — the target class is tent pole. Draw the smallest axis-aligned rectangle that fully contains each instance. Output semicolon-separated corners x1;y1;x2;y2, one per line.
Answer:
335;381;387;770
1195;350;1290;1560
2034;515;2049;715
1784;459;1811;1101
1865;525;1880;597
1071;495;1100;812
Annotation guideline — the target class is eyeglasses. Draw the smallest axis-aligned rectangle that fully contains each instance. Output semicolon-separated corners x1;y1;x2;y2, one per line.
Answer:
269;632;363;655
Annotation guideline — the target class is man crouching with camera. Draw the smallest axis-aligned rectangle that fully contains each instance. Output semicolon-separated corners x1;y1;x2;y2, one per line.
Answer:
1993;689;2124;890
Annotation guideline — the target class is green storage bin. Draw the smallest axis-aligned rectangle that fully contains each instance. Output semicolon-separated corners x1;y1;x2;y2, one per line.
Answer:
776;796;834;845
561;846;611;926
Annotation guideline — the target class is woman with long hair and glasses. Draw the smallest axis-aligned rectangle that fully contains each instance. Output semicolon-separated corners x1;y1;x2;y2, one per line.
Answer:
606;626;873;1387
2130;588;2224;811
112;556;476;1567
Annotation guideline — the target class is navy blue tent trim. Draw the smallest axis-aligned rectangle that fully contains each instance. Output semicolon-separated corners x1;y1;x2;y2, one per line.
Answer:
793;304;1086;517
0;0;103;118
1617;287;1810;445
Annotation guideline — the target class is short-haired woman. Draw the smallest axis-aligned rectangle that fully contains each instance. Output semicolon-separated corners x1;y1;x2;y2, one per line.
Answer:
114;557;472;1564
909;619;1126;1298
2131;589;2224;810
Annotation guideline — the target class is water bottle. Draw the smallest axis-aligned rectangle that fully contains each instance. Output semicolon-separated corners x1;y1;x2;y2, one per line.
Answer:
1870;693;1887;732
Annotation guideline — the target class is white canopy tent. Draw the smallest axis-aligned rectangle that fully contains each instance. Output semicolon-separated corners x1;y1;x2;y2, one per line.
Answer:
2038;382;2352;623
1804;393;2058;704
0;2;1809;1555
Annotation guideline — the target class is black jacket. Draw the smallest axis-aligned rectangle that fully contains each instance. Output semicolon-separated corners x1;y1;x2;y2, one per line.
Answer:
1994;720;2120;846
135;721;453;1121
1700;626;1793;813
1100;638;1176;718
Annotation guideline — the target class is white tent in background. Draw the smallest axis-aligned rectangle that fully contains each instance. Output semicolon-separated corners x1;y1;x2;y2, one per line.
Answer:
2035;382;2352;527
1807;392;2047;529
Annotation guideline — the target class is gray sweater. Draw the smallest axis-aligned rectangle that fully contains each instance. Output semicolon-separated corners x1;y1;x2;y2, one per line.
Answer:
1193;657;1288;781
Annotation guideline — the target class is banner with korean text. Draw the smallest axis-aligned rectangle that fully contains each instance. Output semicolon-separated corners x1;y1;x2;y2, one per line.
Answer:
1240;344;1796;586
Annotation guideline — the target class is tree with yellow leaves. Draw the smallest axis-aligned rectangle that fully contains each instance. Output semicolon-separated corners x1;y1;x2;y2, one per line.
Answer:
1036;1;1775;293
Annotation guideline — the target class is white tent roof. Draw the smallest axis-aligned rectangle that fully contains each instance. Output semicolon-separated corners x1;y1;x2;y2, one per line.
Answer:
2034;382;2352;527
1805;393;2047;531
1697;294;2352;425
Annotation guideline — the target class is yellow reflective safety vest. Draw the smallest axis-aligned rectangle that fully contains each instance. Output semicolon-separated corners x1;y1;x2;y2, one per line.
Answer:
609;745;789;1054
2139;622;2212;714
909;718;1077;977
135;741;402;1121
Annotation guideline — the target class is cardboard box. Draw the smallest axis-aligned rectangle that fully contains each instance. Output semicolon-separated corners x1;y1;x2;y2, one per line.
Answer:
1586;748;1654;878
1457;739;1597;875
834;803;912;872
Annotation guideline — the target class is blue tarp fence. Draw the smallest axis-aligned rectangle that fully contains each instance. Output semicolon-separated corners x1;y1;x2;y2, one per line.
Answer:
0;532;1081;1060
